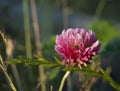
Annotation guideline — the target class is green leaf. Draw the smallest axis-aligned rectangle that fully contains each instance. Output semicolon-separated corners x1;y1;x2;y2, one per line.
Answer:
54;56;62;64
6;59;23;64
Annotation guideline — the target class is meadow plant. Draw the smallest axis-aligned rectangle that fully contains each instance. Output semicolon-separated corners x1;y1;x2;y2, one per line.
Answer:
1;28;120;91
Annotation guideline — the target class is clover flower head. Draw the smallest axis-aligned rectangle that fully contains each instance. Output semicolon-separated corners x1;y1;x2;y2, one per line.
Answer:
55;28;100;68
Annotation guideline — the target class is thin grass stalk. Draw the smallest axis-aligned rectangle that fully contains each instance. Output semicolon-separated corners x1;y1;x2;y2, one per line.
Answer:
93;0;106;21
23;0;32;58
0;64;17;91
6;38;23;91
0;54;17;91
62;0;68;29
0;31;23;91
23;0;34;87
30;0;46;91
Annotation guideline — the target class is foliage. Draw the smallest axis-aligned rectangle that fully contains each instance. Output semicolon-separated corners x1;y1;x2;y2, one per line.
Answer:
6;55;120;91
42;36;57;60
87;20;119;48
7;56;62;68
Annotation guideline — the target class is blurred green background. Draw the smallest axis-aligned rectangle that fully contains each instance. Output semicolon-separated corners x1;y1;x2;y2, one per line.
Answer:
0;0;120;91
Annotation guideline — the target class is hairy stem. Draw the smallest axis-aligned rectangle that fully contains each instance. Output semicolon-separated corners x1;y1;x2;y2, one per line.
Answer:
100;68;120;91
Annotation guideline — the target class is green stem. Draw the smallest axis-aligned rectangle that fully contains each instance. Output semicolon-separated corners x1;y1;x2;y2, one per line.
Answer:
23;0;32;58
82;67;120;91
100;68;120;91
0;64;17;91
23;0;34;85
58;71;70;91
